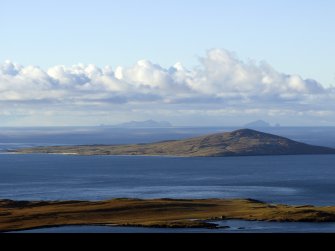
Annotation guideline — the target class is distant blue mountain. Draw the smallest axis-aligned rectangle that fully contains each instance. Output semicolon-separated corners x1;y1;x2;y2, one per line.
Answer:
108;120;173;128
244;120;271;128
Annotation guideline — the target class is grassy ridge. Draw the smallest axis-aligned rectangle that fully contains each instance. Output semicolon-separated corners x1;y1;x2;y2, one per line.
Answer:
2;198;335;232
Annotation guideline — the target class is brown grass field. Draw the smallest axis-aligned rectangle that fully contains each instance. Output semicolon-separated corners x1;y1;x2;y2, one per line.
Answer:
2;198;335;232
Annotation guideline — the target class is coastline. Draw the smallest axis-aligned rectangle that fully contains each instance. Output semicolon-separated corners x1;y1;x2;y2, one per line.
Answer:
8;150;335;158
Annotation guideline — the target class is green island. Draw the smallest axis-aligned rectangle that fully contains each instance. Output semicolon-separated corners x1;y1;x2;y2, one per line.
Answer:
2;198;335;232
12;129;335;157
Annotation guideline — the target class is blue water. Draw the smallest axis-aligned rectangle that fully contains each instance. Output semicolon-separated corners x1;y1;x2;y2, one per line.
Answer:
1;154;335;206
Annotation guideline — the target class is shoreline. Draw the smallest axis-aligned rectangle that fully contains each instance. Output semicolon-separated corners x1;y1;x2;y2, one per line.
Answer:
5;221;220;233
7;150;335;158
10;220;335;233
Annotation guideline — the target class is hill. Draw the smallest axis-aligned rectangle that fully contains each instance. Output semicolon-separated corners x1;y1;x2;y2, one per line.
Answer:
106;120;172;128
14;129;335;157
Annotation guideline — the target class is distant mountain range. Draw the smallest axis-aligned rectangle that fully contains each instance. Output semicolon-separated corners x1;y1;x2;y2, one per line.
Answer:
16;129;335;157
244;120;272;128
102;120;173;128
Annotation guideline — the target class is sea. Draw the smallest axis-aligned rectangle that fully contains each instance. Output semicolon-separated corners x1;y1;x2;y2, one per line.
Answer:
2;126;335;233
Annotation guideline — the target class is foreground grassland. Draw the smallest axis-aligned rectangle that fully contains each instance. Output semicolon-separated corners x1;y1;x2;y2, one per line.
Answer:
2;198;335;232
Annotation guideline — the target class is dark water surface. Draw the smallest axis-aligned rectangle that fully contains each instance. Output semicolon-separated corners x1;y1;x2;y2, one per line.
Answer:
13;220;335;233
1;154;335;206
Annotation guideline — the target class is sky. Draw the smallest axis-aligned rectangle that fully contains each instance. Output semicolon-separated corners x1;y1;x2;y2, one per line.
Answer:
1;0;335;126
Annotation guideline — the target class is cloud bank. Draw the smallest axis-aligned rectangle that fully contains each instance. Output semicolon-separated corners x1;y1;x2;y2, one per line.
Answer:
0;49;334;126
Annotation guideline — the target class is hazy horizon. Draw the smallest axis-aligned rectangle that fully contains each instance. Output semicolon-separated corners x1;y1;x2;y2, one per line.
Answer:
2;119;335;128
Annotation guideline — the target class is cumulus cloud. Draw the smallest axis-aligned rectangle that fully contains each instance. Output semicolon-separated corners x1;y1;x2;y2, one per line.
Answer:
0;49;334;125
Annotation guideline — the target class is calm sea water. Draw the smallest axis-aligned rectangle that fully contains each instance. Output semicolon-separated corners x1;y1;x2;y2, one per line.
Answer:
2;127;335;233
15;220;335;233
1;154;335;205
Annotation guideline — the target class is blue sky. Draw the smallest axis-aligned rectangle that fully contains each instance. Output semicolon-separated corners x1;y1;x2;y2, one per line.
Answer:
0;0;335;126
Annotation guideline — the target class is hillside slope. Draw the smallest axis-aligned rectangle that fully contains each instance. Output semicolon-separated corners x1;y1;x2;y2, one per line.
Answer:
14;129;335;157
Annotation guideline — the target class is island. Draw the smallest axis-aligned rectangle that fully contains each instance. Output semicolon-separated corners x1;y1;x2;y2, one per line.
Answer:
13;129;335;157
2;198;335;232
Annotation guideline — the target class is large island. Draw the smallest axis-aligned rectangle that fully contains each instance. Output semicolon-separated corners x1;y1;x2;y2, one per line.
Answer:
13;129;335;157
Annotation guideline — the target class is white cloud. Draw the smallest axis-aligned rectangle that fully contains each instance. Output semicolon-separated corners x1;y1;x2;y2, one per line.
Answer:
0;48;334;125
